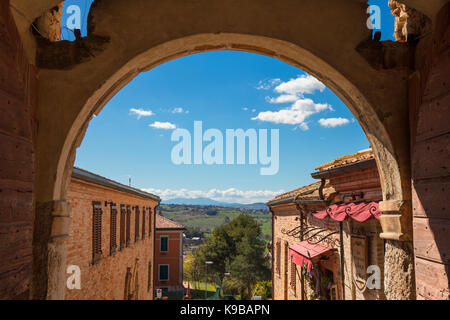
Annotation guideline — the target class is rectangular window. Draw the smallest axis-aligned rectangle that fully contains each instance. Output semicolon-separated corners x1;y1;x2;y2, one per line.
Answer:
135;206;140;242
120;205;126;250
158;264;169;281
160;235;168;252
276;239;281;275
110;203;117;255
92;201;103;264
126;205;131;247
142;207;146;240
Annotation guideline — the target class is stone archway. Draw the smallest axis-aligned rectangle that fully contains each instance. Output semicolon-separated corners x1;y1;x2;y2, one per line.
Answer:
24;0;416;299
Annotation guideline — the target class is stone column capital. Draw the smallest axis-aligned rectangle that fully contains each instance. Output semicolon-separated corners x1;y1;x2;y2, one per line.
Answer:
379;199;412;241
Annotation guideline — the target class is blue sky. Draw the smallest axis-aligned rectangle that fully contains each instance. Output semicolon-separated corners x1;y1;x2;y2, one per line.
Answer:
68;1;395;203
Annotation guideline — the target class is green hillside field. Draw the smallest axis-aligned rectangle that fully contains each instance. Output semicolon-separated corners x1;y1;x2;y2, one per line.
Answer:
159;204;272;241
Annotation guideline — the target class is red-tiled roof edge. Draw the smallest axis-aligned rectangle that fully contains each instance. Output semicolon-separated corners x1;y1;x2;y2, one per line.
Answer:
314;148;374;171
155;215;186;230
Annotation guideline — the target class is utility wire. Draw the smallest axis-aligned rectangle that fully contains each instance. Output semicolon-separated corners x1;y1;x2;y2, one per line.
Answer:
9;3;47;39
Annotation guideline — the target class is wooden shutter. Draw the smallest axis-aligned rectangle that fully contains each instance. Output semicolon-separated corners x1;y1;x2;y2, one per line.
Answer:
135;206;140;242
283;240;289;300
120;204;126;250
92;201;103;264
147;261;152;292
142;207;146;240
290;259;296;291
284;241;289;275
276;239;281;275
110;203;118;255
126;205;131;247
148;207;152;236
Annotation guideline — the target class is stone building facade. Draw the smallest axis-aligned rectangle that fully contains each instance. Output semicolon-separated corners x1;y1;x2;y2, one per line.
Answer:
269;149;387;300
65;167;160;300
154;214;185;293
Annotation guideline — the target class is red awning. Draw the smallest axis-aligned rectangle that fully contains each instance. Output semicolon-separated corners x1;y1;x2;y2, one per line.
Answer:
289;241;333;272
311;202;381;222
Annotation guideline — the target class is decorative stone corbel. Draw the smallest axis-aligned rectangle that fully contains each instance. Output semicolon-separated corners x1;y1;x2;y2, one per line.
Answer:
379;199;412;241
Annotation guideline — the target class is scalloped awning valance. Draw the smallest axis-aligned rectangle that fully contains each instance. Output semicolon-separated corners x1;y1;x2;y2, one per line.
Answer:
311;202;381;222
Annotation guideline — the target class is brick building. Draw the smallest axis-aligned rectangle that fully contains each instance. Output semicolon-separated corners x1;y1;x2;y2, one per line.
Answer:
154;214;186;293
269;149;387;300
65;167;160;300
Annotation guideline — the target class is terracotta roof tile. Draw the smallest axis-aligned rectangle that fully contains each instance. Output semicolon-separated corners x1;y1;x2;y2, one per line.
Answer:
267;181;336;203
156;214;186;230
267;149;373;206
315;148;374;171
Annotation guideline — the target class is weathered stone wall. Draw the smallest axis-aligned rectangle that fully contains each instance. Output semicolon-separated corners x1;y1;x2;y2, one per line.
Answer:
349;219;386;300
65;178;157;300
409;2;450;300
272;204;300;300
0;0;37;300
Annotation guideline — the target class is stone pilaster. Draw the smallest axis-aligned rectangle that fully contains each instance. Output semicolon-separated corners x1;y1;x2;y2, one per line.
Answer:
31;200;71;300
379;199;416;299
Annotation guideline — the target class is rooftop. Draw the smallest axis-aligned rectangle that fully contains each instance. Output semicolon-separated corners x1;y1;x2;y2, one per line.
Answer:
314;148;374;171
156;214;186;230
72;167;161;202
267;181;335;206
267;149;375;207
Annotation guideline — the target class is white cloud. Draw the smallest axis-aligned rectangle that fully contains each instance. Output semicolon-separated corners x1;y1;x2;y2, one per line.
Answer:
256;78;282;90
242;107;248;111
252;98;332;127
171;107;189;114
141;187;285;204
253;75;332;130
149;121;176;130
318;117;350;128
272;74;325;97
299;122;309;131
130;108;154;119
267;94;298;104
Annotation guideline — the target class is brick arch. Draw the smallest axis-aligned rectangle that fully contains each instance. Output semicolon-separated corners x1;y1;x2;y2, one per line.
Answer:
55;33;402;204
48;34;409;299
29;0;415;299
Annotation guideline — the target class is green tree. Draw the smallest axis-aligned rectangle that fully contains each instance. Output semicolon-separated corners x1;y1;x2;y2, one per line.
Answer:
229;233;271;299
195;224;234;282
252;280;272;300
191;214;271;299
183;251;203;288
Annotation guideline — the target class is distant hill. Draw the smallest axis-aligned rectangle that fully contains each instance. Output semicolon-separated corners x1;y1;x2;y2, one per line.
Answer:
162;197;268;210
159;203;272;241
